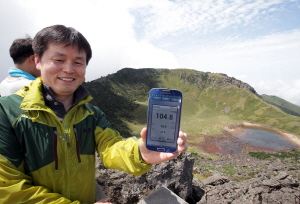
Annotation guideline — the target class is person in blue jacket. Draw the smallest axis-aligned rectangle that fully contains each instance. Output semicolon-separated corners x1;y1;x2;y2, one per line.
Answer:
0;36;40;96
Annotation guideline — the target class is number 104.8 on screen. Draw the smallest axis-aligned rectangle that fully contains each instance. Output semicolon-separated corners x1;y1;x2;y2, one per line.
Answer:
150;105;178;143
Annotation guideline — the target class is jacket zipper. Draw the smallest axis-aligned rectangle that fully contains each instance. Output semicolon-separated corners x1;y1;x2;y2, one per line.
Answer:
73;125;81;163
53;128;59;170
65;133;71;148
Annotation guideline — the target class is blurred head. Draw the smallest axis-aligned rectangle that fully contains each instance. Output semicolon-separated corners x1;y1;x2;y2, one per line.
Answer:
10;36;34;65
32;25;92;65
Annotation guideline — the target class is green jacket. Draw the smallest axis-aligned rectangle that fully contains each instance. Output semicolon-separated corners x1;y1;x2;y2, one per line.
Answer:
0;78;151;204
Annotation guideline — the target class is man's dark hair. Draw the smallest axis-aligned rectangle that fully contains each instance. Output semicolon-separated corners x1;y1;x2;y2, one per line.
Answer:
9;37;34;65
33;25;92;65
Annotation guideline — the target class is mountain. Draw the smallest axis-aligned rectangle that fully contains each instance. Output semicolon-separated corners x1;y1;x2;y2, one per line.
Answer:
83;68;300;137
261;94;300;117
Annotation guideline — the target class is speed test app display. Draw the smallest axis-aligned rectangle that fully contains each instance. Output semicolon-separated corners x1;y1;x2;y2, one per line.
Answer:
150;104;178;143
147;90;182;151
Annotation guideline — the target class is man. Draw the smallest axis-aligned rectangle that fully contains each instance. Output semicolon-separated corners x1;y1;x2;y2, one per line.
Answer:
0;37;40;96
0;25;188;204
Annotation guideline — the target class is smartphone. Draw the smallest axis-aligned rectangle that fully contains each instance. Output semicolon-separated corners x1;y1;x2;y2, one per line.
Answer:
146;88;183;153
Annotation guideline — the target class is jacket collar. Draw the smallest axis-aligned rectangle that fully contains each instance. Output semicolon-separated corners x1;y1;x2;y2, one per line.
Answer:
17;77;93;111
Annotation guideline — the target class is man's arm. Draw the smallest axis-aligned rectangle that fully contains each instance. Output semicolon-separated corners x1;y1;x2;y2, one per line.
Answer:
89;104;152;176
95;126;152;176
93;105;187;176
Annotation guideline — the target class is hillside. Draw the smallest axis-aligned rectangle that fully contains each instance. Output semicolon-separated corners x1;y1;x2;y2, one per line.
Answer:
83;68;300;138
261;94;300;117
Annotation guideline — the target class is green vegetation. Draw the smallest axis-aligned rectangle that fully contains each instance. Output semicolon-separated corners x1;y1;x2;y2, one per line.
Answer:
248;149;300;162
83;68;300;139
194;163;241;180
198;163;238;176
187;147;218;166
193;172;213;180
262;94;300;117
222;164;238;175
231;176;253;182
230;169;263;182
82;79;138;137
83;70;300;185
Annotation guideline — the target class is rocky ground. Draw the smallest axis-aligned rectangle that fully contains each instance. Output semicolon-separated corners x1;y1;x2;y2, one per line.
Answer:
96;150;300;204
194;153;300;204
190;124;300;204
96;124;300;204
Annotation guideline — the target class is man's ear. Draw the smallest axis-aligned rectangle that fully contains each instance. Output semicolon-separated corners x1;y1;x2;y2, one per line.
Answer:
35;54;41;70
29;55;35;64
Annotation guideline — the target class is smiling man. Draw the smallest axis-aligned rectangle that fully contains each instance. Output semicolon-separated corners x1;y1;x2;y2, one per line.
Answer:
36;43;87;114
0;25;188;204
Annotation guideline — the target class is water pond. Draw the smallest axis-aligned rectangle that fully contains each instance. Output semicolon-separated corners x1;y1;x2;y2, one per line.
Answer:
200;126;300;154
232;127;299;152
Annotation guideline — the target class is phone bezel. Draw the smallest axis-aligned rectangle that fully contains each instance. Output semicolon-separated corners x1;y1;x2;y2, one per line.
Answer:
146;88;182;153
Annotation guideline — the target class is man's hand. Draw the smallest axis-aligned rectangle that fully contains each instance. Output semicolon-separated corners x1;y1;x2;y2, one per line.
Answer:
139;128;188;164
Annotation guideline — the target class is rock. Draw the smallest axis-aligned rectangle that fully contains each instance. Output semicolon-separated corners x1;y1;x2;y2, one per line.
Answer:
221;106;231;113
198;172;300;204
262;179;281;187
137;186;188;204
202;175;229;186
95;150;300;204
193;166;202;174
273;171;289;180
96;153;202;204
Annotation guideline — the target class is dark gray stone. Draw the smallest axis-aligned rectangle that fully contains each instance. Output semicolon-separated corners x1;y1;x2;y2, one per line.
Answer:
96;153;202;204
137;186;188;204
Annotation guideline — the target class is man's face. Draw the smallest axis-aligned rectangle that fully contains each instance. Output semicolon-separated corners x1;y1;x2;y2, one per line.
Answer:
35;43;86;98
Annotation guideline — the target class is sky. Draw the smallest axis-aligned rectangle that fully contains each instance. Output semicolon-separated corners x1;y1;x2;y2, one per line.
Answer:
0;0;300;105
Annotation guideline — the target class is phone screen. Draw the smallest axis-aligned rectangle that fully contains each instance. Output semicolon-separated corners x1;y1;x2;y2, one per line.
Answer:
146;89;182;152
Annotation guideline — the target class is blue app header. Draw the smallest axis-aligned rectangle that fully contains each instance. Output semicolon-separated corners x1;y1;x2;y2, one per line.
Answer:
151;94;181;102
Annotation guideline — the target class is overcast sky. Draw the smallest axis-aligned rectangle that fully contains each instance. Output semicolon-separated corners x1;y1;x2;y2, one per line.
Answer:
1;0;300;105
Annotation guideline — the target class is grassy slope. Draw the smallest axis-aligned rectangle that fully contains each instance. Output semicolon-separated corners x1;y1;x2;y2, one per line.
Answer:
261;94;300;117
85;68;300;139
129;69;300;137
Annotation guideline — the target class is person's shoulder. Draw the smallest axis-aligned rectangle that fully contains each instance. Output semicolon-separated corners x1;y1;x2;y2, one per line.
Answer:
0;77;33;96
84;103;109;117
0;93;23;107
11;77;33;88
1;76;31;83
84;103;102;112
0;93;22;100
0;94;26;122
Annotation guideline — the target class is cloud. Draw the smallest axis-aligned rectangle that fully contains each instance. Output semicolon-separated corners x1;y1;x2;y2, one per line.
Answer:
256;79;300;106
0;0;299;106
236;75;248;80
175;29;300;106
0;0;179;82
177;29;300;73
85;38;179;81
131;0;288;41
120;41;179;68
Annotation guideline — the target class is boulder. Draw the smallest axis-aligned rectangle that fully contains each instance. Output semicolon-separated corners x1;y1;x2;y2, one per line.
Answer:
137;186;188;204
96;153;202;204
198;173;300;204
95;151;300;204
